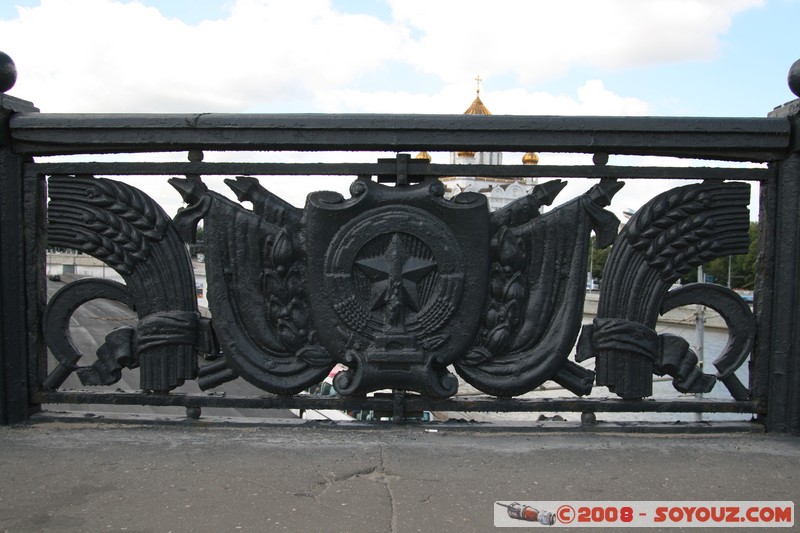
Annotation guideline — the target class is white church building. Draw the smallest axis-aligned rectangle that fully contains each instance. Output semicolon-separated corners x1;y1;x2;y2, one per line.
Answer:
417;84;540;212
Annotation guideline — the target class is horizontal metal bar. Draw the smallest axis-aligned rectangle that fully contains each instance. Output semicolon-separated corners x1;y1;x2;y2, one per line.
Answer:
39;390;395;411
407;397;760;414
25;162;772;181
11;113;791;162
38;390;760;414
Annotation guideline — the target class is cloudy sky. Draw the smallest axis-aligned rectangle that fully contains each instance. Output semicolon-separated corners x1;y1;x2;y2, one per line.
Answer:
2;0;798;217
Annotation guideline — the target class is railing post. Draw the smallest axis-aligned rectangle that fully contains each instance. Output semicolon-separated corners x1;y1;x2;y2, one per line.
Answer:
761;59;800;433
0;53;42;424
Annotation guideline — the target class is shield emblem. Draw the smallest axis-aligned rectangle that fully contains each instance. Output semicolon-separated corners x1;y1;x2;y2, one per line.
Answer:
304;178;490;397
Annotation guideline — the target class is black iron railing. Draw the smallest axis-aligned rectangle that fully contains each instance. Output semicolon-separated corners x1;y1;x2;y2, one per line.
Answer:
2;53;799;431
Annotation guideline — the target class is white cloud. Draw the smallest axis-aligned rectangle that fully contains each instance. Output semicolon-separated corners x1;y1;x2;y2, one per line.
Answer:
2;0;408;112
317;79;650;116
2;0;761;219
388;0;764;84
2;0;763;113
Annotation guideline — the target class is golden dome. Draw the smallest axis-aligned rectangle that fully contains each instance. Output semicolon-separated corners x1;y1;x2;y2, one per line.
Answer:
415;150;432;162
464;95;491;115
455;77;490;158
522;152;539;165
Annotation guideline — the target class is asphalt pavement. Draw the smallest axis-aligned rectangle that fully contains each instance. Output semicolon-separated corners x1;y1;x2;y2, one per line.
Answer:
1;419;798;532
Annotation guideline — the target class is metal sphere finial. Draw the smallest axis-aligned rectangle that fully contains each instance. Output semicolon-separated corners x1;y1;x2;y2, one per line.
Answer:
789;58;800;98
593;152;609;166
0;51;17;93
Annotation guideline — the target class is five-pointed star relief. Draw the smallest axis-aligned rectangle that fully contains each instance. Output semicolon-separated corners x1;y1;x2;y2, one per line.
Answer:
355;233;436;313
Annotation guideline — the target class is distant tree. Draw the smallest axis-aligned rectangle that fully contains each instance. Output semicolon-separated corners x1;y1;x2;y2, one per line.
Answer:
188;224;205;258
588;235;611;281
680;221;758;288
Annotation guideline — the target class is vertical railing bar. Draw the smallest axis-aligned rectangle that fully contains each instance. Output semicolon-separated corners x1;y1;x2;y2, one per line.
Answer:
0;153;7;424
0;142;30;422
762;83;800;432
766;153;800;432
754;166;777;421
392;390;405;423
24;166;47;408
761;85;800;432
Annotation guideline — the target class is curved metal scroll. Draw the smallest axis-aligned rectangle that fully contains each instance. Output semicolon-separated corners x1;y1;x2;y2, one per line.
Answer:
455;179;623;397
46;175;202;392
42;278;135;389
171;176;334;395
661;283;754;400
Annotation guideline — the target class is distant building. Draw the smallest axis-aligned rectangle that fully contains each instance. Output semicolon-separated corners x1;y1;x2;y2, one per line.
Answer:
418;82;540;212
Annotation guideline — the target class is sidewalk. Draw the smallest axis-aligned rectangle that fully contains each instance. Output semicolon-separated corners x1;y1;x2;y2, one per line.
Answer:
1;416;797;532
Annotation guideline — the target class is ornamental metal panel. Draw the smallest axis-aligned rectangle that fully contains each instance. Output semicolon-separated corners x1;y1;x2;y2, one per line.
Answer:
3;50;800;430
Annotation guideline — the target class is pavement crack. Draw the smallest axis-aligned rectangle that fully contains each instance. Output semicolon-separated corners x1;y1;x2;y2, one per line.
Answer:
380;447;399;533
356;447;401;532
304;448;400;529
310;465;379;505
336;465;380;483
